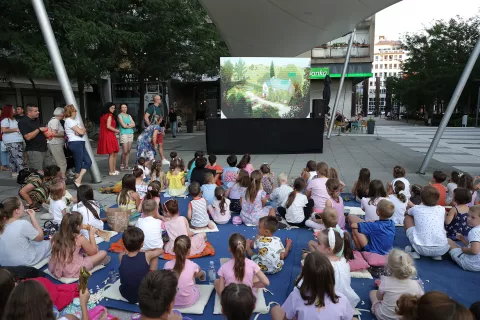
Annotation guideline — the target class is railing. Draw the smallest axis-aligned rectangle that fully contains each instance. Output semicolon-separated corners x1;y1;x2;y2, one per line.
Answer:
312;45;370;59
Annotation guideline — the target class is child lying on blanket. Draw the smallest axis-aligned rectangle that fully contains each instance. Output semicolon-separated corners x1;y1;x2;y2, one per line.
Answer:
138;270;188;320
245;216;292;274
349;199;395;255
119;227;163;304
164;235;206;308
215;233;270;297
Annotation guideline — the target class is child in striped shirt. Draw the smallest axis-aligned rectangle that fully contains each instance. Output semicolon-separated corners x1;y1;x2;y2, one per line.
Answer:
187;182;215;229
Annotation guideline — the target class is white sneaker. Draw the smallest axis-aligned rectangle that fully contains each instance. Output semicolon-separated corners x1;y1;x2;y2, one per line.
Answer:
432;256;443;261
162;159;170;166
405;246;420;259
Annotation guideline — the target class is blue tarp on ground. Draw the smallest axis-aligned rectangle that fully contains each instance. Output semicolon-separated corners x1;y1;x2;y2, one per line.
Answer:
42;194;480;320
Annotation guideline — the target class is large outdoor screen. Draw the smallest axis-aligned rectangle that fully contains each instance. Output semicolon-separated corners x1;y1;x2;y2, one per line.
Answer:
220;57;311;118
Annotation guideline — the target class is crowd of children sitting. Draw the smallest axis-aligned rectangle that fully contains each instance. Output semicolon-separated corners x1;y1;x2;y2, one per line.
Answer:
1;150;480;320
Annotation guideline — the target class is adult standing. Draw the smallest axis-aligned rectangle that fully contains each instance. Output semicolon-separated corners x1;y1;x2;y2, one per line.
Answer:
0;107;10;172
14;105;24;120
136;115;161;167
17;104;55;172
47;107;67;177
117;103;135;171
168;107;178;138
98;102;120;175
64;104;91;187
144;95;169;165
0;105;24;178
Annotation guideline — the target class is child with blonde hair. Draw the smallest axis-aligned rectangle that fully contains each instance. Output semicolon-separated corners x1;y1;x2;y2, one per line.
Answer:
305;207;340;232
150;160;167;191
215;233;270;296
369;249;424;320
270;173;293;212
164;235;205;308
188;182;215;229
201;172;217;205
49;179;68;223
135;200;165;251
166;158;187;197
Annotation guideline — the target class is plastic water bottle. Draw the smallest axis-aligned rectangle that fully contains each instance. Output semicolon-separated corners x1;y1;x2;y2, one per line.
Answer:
108;268;116;284
208;261;216;285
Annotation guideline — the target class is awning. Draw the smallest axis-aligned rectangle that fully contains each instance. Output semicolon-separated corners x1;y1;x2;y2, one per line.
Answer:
200;0;401;57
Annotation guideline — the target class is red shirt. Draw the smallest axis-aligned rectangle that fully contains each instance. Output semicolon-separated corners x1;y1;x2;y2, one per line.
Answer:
431;183;447;206
206;164;223;186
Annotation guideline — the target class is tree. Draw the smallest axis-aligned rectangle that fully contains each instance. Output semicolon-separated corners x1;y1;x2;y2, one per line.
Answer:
391;15;480;116
221;60;234;83
233;58;247;80
270;60;275;78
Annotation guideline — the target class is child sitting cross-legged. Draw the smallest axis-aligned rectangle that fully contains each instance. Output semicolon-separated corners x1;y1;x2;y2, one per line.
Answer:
270;252;355;320
208;186;231;224
135;200;165;251
404;186;449;260
445;187;472;240
49;179;69;224
134;167;148;199
281;178;314;227
164;235;206;308
138;270;186;320
150;160;167;191
369;249;424;320
117;174;142;224
305;206;341;232
119;227;163;304
188;182;215;229
324;178;345;229
349;199;395;255
308;228;360;308
448;205;480;272
163;199;207;256
388;180;408;225
240;170;276;225
361;179;388;222
246;216;292;274
215;233;270;296
166;158;187;197
260;163;275;195
430;170;447;206
270;173;293;215
221;283;256;320
201;172;217;206
226;169;249;213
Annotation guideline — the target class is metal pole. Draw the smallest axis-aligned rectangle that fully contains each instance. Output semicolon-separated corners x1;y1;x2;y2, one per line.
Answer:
418;37;480;174
476;87;480;127
31;0;102;183
327;29;356;139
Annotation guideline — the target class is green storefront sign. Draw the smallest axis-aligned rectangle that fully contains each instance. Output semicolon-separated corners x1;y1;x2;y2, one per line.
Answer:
310;67;372;79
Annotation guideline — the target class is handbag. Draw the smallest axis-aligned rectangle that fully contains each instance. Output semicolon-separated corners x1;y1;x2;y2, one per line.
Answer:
106;207;131;232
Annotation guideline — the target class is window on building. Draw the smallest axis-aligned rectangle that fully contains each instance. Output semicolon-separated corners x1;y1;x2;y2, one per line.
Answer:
399;55;403;59
394;64;397;68
389;55;393;60
394;55;397;59
370;81;373;86
375;56;379;61
375;73;378;77
390;64;393;69
374;64;378;69
384;72;387;78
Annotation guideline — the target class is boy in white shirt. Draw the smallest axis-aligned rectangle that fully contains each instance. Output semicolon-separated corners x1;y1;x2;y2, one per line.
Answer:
135;199;165;253
270;173;293;213
404;186;449;260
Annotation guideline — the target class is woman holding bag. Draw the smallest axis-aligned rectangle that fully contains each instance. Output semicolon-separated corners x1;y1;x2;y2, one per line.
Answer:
0;105;24;178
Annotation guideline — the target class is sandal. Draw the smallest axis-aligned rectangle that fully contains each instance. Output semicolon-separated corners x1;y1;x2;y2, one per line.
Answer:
120;165;125;171
27;203;42;212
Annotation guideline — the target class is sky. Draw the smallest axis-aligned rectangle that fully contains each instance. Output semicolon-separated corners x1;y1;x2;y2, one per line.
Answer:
375;0;480;41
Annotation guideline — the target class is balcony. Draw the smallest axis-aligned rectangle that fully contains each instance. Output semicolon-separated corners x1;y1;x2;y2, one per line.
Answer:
312;44;370;59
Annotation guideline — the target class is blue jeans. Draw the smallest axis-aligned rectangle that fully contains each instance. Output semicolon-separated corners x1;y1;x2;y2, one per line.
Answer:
171;121;177;137
68;141;92;173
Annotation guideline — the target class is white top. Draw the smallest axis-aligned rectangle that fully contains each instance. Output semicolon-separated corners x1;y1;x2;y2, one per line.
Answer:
463;225;480;265
374;276;424;320
286;193;308;224
0;220;46;266
64;118;85;142
361;197;388;222
270;184;293;208
1;118;23;144
446;182;457;204
407;205;447;247
50;199;66;223
331;258;360;308
307;171;317;184
135;216;164;250
137;165;150;179
392;177;411;198
208;199;231;224
72;201;104;240
47;117;65;145
388;194;408;225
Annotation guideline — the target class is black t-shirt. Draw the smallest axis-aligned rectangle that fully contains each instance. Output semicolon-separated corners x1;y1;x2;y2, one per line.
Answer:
18;116;47;152
190;167;216;186
168;111;177;123
14;114;24;121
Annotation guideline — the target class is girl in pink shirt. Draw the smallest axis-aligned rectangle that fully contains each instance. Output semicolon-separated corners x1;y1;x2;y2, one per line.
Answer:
164;235;206;308
237;154;254;176
306;162;330;211
163;199;207;255
325;178;345;229
214;233;270;296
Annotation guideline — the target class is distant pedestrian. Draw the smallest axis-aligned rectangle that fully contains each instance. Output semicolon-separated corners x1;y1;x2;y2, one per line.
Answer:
168;107;178;138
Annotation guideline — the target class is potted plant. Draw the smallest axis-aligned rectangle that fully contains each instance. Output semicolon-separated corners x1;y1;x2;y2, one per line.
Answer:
367;117;376;134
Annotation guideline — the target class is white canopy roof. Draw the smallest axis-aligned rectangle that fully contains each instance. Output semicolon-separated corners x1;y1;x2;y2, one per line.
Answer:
200;0;401;57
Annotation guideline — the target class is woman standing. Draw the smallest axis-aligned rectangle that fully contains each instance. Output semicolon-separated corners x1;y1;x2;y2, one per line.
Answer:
97;102;120;176
64;105;91;187
47;107;67;177
0;105;24;178
117;103;135;171
136;115;161;167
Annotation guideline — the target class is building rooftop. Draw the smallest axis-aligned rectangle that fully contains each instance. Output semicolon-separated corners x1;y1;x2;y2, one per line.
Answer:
375;40;401;46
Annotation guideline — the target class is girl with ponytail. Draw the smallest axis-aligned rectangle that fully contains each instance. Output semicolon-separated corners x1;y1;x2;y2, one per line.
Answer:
388;180;408;224
164;235;205;308
208;186;231;224
282;178;314;227
215;233;270;296
240;170;276;225
370;249;424;320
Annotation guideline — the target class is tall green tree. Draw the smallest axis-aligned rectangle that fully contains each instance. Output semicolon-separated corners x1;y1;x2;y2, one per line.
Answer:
270;60;275;78
233;58;247;80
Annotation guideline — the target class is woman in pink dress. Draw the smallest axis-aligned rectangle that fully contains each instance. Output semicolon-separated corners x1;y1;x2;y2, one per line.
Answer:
163;199;206;255
97;102;120;176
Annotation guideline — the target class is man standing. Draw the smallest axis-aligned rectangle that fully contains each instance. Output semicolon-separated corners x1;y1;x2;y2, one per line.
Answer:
144;95;169;165
14;106;25;120
18;104;56;171
168;107;177;138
